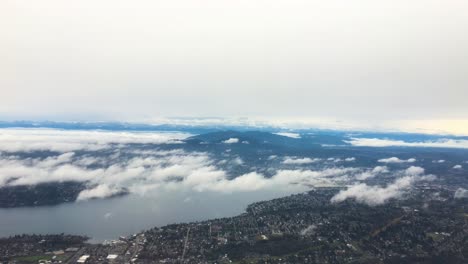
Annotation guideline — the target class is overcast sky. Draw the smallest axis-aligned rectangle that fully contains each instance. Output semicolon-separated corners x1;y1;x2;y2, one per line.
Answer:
1;1;468;133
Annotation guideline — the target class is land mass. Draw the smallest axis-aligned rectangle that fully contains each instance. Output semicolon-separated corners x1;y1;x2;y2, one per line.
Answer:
2;187;467;264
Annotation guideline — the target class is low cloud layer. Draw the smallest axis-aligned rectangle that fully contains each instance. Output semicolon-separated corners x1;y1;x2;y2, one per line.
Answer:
348;138;468;149
378;157;416;163
283;157;321;165
0;146;366;201
355;166;389;180
331;167;435;206
454;188;468;199
0;129;189;152
0;149;435;205
222;138;239;144
77;184;124;201
0;129;439;204
274;132;301;139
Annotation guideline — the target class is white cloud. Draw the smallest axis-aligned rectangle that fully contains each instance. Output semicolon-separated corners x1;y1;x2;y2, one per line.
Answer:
0;149;212;188
405;166;425;176
0;129;190;152
274;132;301;139
329;157;357;163
283;157;321;165
332;172;436;206
433;159;445;163
453;164;463;169
195;172;269;192
222;138;239;144
347;138;468;149
39;152;75;167
378;157;416;163
355;166;389;180
299;225;317;236
0;142;436;206
194;167;357;193
273;168;357;186
103;212;113;220
300;225;316;236
454;188;468;199
0;147;366;200
373;166;389;174
77;184;123;201
232;157;244;165
0;157;104;186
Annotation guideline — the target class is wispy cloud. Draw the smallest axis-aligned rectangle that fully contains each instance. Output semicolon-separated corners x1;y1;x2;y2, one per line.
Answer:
0;130;438;205
348;138;468;149
331;167;435;205
274;132;301;139
195;167;358;193
283;157;321;165
0;147;366;201
222;138;239;144
378;157;416;163
0;129;190;152
77;184;124;201
355;166;389;180
454;188;468;199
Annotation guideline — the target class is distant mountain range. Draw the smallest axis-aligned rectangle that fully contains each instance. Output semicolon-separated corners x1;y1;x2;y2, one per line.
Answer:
1;121;467;142
186;130;345;149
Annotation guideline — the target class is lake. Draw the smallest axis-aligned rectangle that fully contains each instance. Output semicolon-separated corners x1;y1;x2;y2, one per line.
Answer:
0;187;308;243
